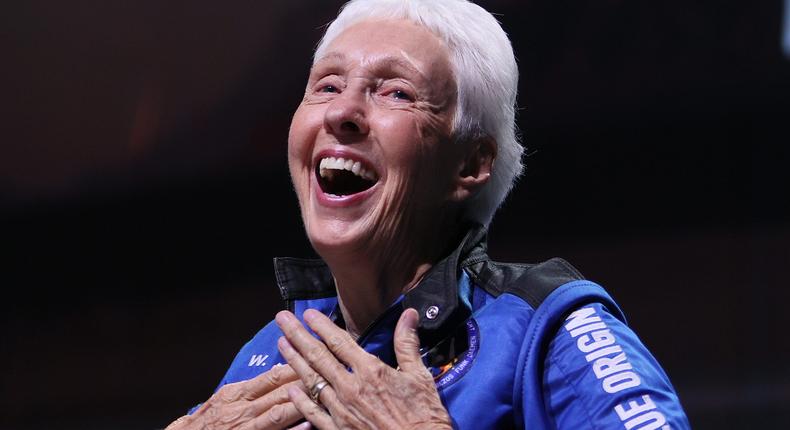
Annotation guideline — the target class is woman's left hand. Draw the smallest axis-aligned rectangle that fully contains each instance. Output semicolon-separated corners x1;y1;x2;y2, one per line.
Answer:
274;308;452;430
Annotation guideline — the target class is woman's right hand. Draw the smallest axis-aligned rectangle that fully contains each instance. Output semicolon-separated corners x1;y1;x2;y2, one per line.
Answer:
166;363;305;430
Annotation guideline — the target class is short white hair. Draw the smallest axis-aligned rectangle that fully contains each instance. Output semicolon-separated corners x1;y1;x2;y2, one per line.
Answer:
315;0;523;226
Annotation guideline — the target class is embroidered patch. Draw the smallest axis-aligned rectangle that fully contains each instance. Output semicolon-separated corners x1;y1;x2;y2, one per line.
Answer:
432;318;480;389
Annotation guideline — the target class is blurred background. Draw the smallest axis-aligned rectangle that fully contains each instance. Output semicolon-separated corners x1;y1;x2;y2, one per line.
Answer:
2;0;789;428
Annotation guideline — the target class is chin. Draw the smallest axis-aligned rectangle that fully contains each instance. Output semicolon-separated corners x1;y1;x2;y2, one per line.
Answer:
304;220;375;263
299;162;388;259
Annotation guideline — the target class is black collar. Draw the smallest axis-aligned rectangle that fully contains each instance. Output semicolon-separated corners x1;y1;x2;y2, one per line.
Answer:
273;224;488;347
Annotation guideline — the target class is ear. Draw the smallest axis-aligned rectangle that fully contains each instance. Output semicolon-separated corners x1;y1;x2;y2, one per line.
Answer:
450;136;496;203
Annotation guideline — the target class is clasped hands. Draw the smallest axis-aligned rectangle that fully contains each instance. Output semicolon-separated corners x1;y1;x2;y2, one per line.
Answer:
167;308;451;430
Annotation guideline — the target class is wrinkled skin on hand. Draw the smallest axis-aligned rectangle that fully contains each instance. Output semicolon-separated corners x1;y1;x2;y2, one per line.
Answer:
276;308;453;430
165;364;306;430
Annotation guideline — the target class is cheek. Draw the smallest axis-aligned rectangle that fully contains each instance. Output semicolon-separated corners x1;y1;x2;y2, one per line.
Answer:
384;115;452;179
377;114;430;171
287;106;320;172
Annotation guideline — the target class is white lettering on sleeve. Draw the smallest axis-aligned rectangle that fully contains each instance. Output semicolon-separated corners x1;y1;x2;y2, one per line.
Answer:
585;345;623;362
569;322;608;338
564;307;601;331
577;328;616;353
616;395;670;429
593;352;633;379
564;306;670;428
603;371;641;393
615;395;657;420
623;411;669;430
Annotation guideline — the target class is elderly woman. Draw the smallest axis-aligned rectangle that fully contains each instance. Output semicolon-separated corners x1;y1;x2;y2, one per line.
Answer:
168;1;689;429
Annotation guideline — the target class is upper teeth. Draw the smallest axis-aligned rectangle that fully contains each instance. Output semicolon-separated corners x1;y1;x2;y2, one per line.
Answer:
319;157;377;181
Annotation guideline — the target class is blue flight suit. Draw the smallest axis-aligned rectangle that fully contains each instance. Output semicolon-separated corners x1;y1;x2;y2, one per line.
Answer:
203;226;690;429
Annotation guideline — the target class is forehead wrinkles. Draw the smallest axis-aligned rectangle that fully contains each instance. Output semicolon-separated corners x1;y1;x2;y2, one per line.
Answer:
314;51;428;83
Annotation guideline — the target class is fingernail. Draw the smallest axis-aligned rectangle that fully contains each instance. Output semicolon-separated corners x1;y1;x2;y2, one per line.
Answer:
303;309;318;322
291;421;312;430
277;336;293;353
403;308;419;330
275;311;292;326
287;385;302;399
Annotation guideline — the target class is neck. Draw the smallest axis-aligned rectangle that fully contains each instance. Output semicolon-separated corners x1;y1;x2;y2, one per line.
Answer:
323;220;462;339
332;260;434;339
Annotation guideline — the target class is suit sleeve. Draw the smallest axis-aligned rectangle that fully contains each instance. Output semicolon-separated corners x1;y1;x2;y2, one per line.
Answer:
536;302;691;429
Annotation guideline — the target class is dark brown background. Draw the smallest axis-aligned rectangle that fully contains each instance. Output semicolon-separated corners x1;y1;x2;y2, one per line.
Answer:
2;1;789;428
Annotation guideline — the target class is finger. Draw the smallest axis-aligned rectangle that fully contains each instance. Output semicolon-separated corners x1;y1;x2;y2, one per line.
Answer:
243;363;300;399
241;401;302;430
248;380;303;417
288;385;338;430
394;308;426;374
164;415;191;430
287;422;312;430
303;309;369;369
276;338;365;430
277;335;332;397
275;311;349;384
305;380;365;429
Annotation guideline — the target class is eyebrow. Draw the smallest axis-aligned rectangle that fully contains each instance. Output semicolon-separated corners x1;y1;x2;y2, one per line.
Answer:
313;51;427;82
313;51;346;67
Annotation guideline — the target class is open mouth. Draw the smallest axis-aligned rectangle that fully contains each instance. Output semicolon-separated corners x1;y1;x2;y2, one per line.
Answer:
316;156;379;197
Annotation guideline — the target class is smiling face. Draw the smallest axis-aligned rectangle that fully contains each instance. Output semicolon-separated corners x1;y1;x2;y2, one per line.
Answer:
288;19;463;263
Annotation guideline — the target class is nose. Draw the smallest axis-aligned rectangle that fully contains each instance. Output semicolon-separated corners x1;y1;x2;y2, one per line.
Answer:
323;89;370;137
